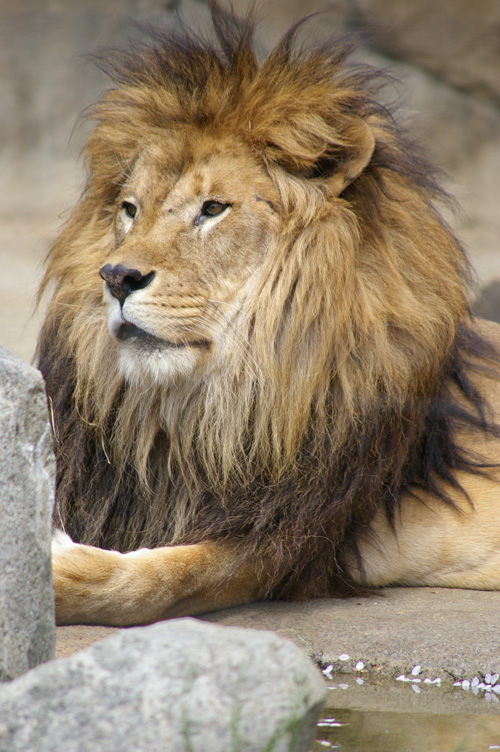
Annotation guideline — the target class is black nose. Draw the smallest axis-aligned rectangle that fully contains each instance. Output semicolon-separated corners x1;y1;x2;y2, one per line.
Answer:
99;264;155;305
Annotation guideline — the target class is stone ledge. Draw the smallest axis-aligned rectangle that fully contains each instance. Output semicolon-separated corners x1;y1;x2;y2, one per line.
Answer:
56;586;500;683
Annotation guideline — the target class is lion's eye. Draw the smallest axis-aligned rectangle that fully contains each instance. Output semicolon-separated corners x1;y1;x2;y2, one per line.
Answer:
121;200;137;220
201;200;229;218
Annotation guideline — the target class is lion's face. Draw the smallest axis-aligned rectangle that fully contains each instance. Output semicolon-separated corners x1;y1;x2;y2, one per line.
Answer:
99;131;279;385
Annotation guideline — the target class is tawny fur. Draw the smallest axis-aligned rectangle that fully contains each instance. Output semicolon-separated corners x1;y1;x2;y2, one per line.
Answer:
40;3;500;626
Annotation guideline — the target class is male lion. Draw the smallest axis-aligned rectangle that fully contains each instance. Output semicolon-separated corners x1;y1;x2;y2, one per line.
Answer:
42;4;500;627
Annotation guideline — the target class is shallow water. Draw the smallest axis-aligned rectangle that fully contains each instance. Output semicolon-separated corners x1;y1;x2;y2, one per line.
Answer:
312;677;500;752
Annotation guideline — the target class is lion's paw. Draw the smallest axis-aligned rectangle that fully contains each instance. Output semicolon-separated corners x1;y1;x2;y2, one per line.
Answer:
51;529;77;554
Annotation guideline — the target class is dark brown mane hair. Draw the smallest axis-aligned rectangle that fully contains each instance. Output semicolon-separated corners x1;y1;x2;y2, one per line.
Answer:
38;1;500;599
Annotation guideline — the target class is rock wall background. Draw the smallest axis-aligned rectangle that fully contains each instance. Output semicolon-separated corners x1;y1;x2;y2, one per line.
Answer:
1;0;499;361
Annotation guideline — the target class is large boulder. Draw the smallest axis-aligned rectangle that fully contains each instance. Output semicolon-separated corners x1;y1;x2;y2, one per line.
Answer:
0;347;55;680
351;0;500;106
474;280;500;324
0;618;326;752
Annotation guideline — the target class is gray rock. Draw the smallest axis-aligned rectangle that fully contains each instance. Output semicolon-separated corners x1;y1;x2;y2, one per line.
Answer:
0;347;55;680
0;618;326;752
474;280;500;325
351;0;500;107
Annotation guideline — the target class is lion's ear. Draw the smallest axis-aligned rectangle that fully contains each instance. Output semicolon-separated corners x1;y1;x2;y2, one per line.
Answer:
305;118;376;195
257;111;376;195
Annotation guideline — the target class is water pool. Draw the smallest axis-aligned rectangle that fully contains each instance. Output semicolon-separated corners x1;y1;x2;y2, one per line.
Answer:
312;675;500;751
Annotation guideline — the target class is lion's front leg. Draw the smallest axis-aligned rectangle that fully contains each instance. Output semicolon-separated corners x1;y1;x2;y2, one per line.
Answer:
51;531;263;626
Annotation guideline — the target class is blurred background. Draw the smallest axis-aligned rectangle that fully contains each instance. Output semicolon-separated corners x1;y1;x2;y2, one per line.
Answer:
1;0;499;363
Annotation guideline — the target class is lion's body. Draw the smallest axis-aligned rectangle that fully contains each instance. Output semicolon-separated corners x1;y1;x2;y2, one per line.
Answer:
43;5;500;626
357;321;500;591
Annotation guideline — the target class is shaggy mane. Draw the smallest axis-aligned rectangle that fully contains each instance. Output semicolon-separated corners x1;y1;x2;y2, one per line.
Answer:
38;1;500;598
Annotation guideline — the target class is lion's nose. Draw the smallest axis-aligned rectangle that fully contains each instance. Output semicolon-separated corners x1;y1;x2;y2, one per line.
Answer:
99;264;155;305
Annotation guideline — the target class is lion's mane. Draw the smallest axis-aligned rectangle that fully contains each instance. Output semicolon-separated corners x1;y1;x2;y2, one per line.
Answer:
38;4;499;597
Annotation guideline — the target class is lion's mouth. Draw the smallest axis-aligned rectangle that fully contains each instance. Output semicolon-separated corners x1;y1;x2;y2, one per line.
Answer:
116;322;211;350
116;322;162;345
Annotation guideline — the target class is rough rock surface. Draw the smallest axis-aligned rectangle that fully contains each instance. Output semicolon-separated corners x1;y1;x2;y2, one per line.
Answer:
0;618;326;752
350;0;500;106
474;280;500;324
0;347;55;680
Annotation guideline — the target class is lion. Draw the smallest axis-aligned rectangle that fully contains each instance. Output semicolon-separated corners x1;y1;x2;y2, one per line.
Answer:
41;3;500;627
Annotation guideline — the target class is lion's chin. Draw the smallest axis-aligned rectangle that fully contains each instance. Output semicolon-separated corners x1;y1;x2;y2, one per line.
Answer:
107;311;211;386
116;337;200;387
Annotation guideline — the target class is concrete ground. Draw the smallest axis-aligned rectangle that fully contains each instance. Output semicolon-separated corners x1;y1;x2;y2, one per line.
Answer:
55;587;500;682
53;586;500;725
54;587;500;718
2;214;500;715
